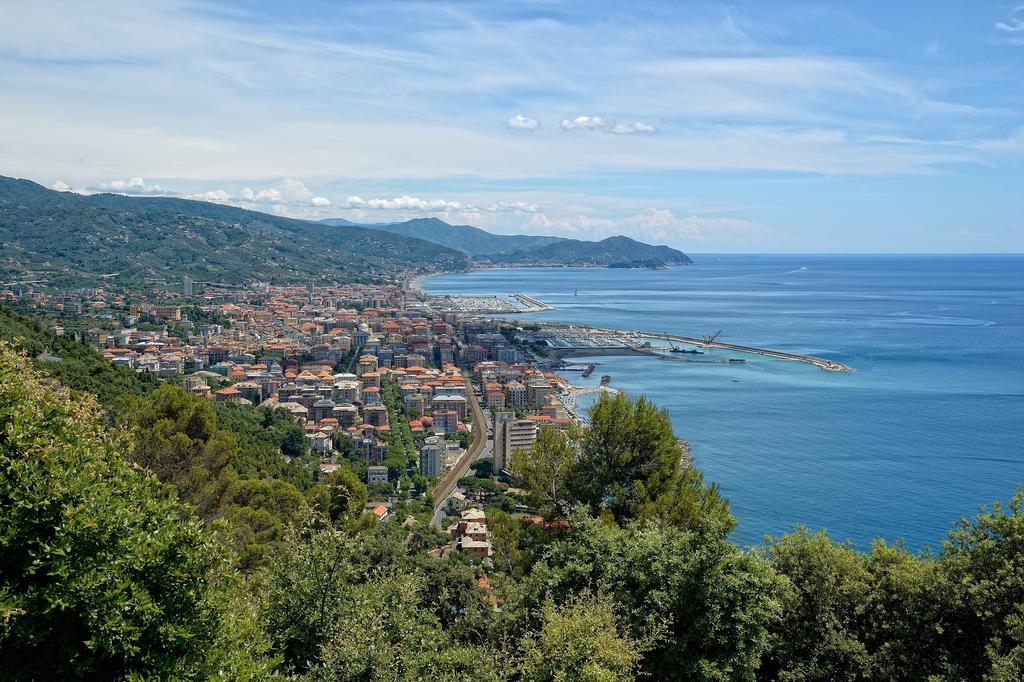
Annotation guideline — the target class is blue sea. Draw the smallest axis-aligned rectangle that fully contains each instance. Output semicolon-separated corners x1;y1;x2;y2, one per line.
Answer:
425;255;1024;550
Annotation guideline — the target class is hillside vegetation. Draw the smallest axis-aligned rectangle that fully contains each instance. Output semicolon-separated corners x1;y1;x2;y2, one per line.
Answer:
0;176;469;287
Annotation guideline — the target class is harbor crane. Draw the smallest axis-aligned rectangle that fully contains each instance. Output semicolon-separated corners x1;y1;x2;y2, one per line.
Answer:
703;330;724;344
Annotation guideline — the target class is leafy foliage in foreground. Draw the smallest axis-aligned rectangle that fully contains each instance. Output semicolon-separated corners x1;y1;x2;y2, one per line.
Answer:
0;303;332;570
0;342;276;679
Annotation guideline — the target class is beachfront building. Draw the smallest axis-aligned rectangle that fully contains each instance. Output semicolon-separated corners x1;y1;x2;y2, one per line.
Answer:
527;380;554;406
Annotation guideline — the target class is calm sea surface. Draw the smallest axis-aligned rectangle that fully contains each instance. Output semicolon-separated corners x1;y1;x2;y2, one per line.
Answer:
425;255;1024;549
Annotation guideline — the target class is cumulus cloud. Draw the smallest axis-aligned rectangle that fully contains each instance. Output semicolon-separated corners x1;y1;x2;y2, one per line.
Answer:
51;181;90;195
344;195;468;211
343;195;542;214
561;115;607;131
243;178;329;206
93;176;167;195
189;189;232;202
200;178;331;207
505;114;539;130
561;115;657;134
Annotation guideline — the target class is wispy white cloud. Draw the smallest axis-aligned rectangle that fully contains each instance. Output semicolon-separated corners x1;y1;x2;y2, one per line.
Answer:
610;122;658;135
628;208;786;244
485;200;541;213
996;7;1024;32
522;208;785;246
6;2;1024;251
561;116;657;135
505;114;539;130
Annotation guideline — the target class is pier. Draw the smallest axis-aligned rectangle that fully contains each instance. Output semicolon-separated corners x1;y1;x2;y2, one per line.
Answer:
511;293;553;312
620;330;853;373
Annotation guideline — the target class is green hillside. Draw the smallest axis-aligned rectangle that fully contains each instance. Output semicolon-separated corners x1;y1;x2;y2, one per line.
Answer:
0;176;469;288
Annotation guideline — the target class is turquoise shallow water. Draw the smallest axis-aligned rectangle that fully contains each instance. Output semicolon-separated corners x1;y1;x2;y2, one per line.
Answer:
425;255;1024;549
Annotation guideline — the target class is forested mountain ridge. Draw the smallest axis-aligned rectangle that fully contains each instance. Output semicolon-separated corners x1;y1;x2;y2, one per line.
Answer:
318;216;692;266
0;176;469;287
319;216;568;257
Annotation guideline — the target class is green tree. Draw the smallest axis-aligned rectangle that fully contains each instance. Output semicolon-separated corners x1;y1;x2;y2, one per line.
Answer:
760;529;873;680
223;475;306;569
487;508;527;577
325;466;370;522
314;575;503;681
861;540;944;680
517;594;645;682
512;425;577;515
0;343;275;679
522;514;780;680
262;514;494;677
571;393;723;530
936;489;1024;680
280;425;308;459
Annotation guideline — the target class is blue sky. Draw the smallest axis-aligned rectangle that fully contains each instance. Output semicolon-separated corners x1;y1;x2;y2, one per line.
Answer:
2;1;1022;252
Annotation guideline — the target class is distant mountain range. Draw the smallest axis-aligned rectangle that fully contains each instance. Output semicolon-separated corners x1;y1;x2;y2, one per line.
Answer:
0;176;468;288
0;175;691;290
318;216;693;266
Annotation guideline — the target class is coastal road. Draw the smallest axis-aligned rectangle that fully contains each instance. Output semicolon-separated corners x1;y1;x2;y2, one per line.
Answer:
430;373;489;527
